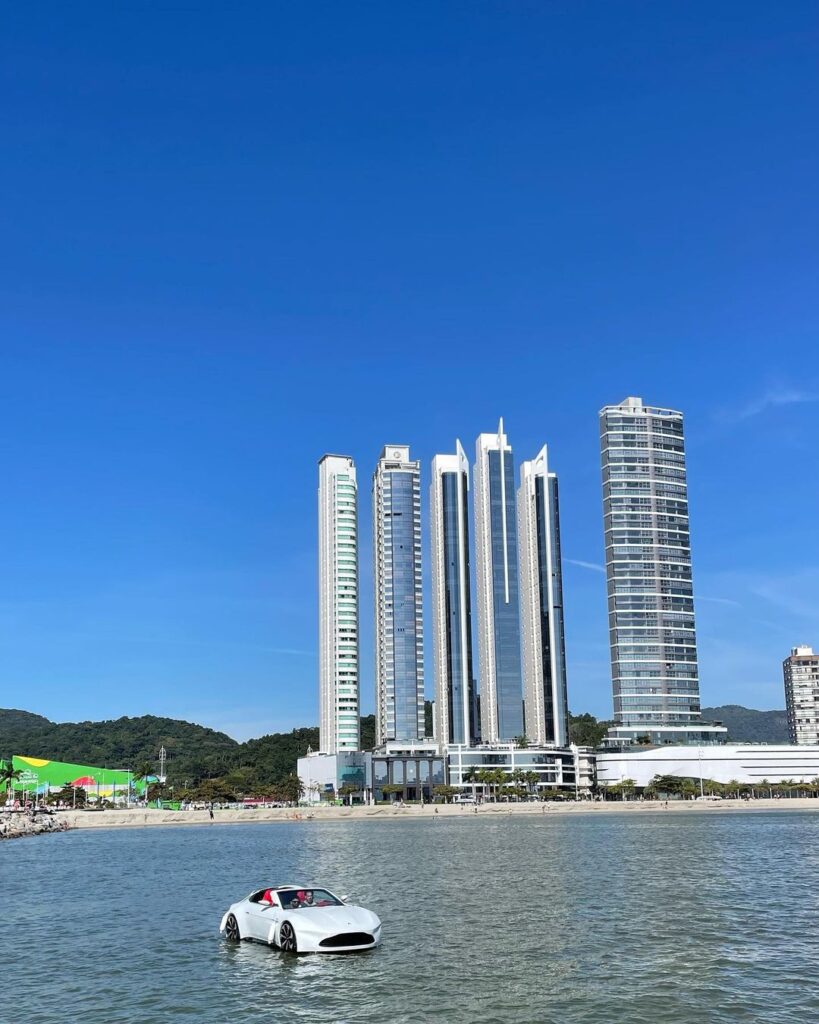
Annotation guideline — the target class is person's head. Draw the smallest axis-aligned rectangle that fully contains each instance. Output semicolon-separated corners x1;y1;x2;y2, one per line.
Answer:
304;891;314;905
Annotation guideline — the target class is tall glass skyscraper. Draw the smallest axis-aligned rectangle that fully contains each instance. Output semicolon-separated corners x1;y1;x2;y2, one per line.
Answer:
372;446;425;747
430;442;478;748
600;398;724;746
318;454;360;754
474;420;524;742
518;446;570;747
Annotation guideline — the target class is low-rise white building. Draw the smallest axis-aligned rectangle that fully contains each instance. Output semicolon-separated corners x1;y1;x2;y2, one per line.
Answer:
597;744;819;788
297;751;370;804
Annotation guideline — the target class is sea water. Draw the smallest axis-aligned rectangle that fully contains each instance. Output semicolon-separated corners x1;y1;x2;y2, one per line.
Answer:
4;810;819;1023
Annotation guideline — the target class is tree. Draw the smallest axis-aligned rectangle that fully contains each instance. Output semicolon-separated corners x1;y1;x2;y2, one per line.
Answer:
608;778;636;801
433;785;458;803
464;767;480;802
650;774;683;796
514;735;530;749
568;713;611;748
277;773;304;805
380;784;404;802
48;783;87;808
338;783;358;806
0;760;22;800
133;762;155;804
524;770;540;796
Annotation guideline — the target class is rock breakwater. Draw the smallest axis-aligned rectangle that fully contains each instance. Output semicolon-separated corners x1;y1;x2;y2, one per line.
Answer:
0;812;70;840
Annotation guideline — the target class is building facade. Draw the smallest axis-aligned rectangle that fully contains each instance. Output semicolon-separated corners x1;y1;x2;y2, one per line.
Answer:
597;744;819;787
599;398;723;747
784;645;819;745
430;442;479;748
518;446;570;746
372;446;425;746
474;420;524;742
447;744;590;795
298;751;370;803
371;742;446;802
318;454;360;753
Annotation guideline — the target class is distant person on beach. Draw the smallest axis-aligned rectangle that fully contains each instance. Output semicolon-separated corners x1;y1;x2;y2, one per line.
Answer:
208;802;214;820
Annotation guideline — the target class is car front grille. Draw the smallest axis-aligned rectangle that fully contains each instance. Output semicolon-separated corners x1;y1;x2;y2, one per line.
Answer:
319;932;374;948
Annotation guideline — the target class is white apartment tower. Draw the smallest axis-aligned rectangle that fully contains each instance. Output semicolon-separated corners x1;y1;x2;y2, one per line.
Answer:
784;645;819;745
600;397;725;746
474;420;524;743
430;442;478;748
517;446;570;747
318;454;360;754
373;446;425;747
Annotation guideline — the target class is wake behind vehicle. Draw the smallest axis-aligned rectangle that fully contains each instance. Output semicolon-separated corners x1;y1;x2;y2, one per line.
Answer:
220;885;381;953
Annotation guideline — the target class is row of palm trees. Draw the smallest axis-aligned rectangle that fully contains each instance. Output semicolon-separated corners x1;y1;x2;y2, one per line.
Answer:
462;767;562;801
606;774;819;800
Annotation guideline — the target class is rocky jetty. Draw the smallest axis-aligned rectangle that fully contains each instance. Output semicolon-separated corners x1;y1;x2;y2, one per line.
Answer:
0;812;70;840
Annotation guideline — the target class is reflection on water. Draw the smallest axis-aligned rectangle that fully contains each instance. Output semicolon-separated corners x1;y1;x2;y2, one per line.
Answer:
5;811;819;1023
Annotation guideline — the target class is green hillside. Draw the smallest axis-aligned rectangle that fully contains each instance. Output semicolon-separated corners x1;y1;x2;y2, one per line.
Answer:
701;705;789;743
0;707;381;792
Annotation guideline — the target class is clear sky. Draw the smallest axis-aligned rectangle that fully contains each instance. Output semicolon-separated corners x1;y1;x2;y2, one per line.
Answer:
1;4;817;739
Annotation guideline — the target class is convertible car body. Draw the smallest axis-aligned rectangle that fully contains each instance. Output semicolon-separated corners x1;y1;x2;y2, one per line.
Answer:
220;884;381;954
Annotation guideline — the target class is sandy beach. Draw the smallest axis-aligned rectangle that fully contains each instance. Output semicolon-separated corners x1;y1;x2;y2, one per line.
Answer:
56;797;819;829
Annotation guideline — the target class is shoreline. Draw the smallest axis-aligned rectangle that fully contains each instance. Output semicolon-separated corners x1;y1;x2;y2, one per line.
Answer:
56;796;819;830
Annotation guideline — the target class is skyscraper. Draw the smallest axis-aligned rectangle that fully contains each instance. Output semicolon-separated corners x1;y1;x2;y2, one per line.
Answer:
518;446;570;747
599;397;724;746
430;442;478;747
372;446;425;747
784;645;819;745
318;454;360;754
474;420;524;742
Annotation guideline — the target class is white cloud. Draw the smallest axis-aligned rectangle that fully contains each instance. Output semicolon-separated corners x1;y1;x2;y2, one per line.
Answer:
720;387;819;424
566;559;606;574
697;595;742;608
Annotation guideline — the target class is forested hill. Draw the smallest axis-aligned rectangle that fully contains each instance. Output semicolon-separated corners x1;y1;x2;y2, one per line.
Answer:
0;709;241;780
0;707;377;787
701;705;789;743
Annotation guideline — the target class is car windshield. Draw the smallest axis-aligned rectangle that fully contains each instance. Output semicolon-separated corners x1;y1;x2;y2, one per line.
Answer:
278;888;342;909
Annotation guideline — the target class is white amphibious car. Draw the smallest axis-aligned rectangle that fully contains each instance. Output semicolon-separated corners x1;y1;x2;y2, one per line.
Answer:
220;885;381;953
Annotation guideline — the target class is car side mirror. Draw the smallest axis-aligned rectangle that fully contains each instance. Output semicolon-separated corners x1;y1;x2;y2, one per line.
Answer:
340;894;351;903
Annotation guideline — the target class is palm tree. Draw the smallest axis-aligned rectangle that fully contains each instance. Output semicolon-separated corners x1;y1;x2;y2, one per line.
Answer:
464;767;480;803
133;762;155;805
524;770;539;798
0;760;23;802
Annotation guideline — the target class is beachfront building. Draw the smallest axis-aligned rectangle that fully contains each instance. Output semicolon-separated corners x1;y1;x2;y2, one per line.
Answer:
371;741;446;802
784;645;819;745
430;442;479;749
517;445;570;747
372;446;425;747
597;743;819;788
599;397;725;747
298;751;370;804
447;744;593;796
474;420;524;742
318;454;360;754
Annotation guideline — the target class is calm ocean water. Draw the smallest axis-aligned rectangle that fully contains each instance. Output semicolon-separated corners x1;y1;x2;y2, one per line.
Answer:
4;810;819;1024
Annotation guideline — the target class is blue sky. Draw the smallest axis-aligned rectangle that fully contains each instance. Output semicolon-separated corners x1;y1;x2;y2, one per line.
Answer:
1;4;817;739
